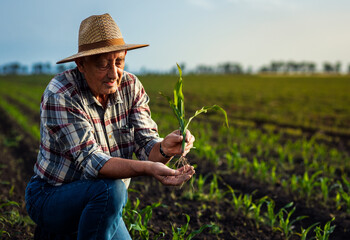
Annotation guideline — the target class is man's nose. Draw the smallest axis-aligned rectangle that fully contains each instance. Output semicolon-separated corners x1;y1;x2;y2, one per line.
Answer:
108;66;123;80
108;65;119;80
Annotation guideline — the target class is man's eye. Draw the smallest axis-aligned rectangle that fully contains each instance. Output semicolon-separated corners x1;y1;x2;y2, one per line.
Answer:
99;64;109;69
116;59;124;66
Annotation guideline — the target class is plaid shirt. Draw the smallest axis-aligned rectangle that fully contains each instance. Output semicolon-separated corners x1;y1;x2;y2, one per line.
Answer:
33;68;161;186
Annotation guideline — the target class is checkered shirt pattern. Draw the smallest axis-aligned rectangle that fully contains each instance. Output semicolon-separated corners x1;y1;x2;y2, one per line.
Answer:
33;68;161;186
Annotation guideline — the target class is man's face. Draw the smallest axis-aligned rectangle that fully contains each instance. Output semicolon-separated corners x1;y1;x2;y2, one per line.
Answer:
76;50;126;98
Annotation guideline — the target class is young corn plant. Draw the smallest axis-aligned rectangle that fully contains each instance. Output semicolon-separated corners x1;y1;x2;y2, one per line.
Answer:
300;171;322;201
182;174;208;200
230;188;245;213
266;200;277;228
0;201;19;238
171;214;215;240
123;198;163;240
275;202;307;240
338;187;350;213
0;199;34;238
297;222;319;240
250;196;268;228
319;177;338;205
160;63;229;168
314;218;336;240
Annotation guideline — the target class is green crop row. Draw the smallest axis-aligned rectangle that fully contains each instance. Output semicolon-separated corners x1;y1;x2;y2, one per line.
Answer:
0;74;349;239
181;173;335;240
123;197;215;240
0;97;40;141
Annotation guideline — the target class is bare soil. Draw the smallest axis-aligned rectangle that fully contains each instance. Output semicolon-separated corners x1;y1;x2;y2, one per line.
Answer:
1;103;349;239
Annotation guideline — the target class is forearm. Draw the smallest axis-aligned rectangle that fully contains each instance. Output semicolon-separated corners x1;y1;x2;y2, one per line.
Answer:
98;157;152;179
148;141;173;164
98;155;195;186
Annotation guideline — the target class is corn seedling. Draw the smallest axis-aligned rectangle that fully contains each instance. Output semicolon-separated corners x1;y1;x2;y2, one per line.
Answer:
123;198;163;240
301;171;322;197
0;200;34;238
184;174;228;201
0;201;18;238
290;174;299;194
275;202;307;240
182;174;207;200
242;194;255;216
341;175;350;191
250;196;268;228
338;188;350;213
277;145;286;162
160;63;228;168
297;222;319;240
171;214;214;240
319;177;332;204
225;184;245;213
209;174;221;200
314;218;336;240
251;157;271;182
266;200;278;228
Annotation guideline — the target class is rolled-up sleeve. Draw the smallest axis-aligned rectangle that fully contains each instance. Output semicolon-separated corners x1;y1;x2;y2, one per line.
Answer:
42;93;111;180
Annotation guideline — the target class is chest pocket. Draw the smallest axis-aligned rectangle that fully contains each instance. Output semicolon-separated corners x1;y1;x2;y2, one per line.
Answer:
112;124;135;159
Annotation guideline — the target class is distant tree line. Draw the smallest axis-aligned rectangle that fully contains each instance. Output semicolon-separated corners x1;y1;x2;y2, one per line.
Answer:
0;62;75;75
193;62;245;74
259;61;342;74
191;61;346;75
0;61;349;75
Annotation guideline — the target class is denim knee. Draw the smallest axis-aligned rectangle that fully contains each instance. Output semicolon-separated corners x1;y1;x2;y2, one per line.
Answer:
93;179;128;214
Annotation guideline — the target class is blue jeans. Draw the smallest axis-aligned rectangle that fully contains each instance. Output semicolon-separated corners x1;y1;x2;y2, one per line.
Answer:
25;177;131;240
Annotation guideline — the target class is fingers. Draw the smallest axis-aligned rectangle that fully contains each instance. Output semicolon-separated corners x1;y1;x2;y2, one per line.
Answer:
177;164;195;175
162;129;195;157
161;173;192;186
182;130;195;156
154;163;195;186
154;162;180;176
184;129;192;142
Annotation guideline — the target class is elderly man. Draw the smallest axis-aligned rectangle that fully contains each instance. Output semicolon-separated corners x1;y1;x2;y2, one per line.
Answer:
25;13;195;239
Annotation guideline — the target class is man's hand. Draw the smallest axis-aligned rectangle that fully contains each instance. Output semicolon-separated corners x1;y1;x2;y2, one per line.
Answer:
149;162;195;186
161;129;195;157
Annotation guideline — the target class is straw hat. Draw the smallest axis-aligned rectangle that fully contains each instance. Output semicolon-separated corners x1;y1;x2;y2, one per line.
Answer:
56;13;148;64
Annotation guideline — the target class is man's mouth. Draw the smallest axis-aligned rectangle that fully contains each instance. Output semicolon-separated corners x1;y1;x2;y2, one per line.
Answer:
104;81;116;86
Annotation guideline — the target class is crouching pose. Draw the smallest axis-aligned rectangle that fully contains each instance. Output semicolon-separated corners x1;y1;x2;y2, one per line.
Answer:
25;13;195;239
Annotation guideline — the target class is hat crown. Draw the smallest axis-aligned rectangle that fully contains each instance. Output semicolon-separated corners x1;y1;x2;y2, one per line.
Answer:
78;13;123;46
57;13;148;64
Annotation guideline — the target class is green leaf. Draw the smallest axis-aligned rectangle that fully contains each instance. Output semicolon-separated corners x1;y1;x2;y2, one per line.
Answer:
159;91;183;126
186;224;214;240
159;63;229;155
0;201;19;209
184;105;229;133
175;63;185;129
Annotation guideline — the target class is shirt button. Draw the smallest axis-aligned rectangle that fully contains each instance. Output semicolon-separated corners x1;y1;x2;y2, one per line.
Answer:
109;134;112;139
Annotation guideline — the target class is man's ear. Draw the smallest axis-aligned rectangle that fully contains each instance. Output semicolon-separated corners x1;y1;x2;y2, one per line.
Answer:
75;58;85;73
125;50;127;56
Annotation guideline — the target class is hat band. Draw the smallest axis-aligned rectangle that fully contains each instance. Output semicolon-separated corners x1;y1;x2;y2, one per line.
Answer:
79;38;126;52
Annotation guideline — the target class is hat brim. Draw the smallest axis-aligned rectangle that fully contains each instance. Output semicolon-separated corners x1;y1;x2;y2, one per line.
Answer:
56;44;149;64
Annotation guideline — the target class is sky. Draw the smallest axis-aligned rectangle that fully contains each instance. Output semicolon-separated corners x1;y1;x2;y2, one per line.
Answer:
1;0;350;73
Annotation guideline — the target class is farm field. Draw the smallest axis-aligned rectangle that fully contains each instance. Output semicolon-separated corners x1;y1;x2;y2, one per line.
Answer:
0;72;350;239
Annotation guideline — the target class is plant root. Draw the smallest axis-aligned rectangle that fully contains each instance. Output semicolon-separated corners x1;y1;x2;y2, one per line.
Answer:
175;155;189;170
174;155;195;189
